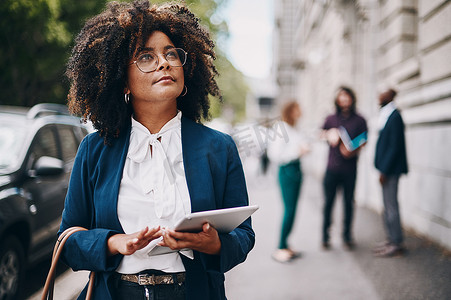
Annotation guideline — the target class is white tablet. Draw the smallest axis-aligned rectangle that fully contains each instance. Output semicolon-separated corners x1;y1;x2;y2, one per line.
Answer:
174;205;259;233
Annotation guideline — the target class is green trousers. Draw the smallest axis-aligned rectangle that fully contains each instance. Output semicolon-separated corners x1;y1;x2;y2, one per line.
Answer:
278;160;302;249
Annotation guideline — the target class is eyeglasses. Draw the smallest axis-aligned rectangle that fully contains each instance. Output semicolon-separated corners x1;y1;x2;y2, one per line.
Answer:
129;48;187;73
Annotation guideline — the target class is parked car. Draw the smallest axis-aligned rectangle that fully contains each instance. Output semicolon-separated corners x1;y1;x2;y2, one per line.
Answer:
0;103;89;300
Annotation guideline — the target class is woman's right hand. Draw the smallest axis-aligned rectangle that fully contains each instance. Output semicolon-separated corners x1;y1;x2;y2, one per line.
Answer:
107;226;162;256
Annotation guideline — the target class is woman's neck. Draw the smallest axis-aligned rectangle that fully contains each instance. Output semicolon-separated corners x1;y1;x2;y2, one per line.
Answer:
132;100;178;134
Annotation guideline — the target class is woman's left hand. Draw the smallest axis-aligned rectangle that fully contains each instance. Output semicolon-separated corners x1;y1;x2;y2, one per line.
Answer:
158;223;221;255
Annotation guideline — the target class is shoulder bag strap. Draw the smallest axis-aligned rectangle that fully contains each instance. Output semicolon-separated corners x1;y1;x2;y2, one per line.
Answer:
41;226;95;300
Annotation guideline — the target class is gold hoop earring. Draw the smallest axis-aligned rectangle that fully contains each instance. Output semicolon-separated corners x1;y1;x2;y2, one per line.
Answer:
180;85;187;97
124;93;130;104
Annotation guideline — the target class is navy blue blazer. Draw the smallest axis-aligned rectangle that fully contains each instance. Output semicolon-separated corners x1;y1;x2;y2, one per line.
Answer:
375;109;408;176
59;117;255;300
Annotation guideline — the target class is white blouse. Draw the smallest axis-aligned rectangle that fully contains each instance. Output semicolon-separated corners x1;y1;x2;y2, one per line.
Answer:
116;111;193;274
267;121;306;165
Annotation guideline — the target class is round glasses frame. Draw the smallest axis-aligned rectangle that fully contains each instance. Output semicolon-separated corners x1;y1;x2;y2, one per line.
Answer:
129;48;187;73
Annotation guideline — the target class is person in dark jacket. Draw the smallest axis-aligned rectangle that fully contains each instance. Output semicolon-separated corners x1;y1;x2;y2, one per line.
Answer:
59;1;255;299
374;88;408;257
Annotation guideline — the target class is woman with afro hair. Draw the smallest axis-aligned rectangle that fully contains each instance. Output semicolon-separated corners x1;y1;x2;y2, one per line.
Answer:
59;1;255;299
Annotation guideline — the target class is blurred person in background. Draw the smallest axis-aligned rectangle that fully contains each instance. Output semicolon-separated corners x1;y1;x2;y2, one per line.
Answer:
373;88;408;257
59;1;255;299
258;119;273;176
321;86;367;251
268;101;310;262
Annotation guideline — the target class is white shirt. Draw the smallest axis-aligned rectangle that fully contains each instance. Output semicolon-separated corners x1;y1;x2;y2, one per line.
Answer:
116;111;193;274
378;101;396;130
267;121;306;165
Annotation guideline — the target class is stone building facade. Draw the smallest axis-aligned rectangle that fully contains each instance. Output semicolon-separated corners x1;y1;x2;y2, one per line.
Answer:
273;0;451;249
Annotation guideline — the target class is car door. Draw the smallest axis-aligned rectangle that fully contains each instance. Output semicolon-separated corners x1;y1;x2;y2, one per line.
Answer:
22;125;67;260
55;123;80;196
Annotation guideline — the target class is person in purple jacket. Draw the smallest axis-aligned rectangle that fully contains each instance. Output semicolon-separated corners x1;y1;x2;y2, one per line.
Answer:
321;86;367;251
59;1;254;299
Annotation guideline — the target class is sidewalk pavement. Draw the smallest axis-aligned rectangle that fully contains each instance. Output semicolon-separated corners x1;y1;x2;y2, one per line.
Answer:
226;160;451;300
29;160;451;300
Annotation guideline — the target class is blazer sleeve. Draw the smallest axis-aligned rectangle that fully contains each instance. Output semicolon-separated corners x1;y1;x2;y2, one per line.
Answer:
377;112;405;175
201;135;255;274
58;136;123;272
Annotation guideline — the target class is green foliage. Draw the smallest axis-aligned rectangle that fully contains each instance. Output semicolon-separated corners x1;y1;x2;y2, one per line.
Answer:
214;53;248;123
0;0;248;122
0;0;107;106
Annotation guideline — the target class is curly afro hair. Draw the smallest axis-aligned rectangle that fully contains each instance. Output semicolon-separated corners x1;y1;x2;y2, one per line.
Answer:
66;0;221;144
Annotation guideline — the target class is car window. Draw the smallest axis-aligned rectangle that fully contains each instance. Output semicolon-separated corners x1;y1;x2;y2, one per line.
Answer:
0;121;27;171
28;126;59;169
56;125;79;162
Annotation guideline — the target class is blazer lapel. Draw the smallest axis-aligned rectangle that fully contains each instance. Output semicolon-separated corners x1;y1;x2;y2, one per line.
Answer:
181;117;215;213
99;124;131;232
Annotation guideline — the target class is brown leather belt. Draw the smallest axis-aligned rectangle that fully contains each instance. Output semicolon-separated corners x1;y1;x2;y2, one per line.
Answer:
120;273;185;286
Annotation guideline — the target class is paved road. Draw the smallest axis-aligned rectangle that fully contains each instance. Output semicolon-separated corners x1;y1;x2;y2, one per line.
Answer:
29;160;451;300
